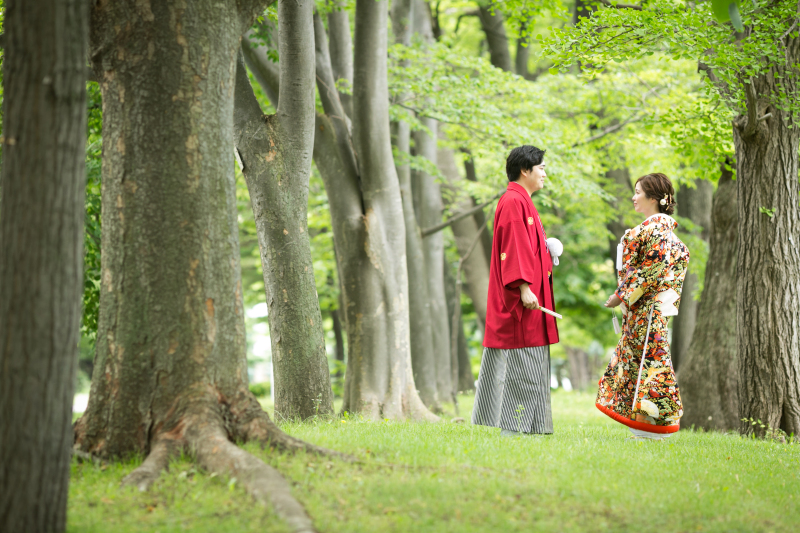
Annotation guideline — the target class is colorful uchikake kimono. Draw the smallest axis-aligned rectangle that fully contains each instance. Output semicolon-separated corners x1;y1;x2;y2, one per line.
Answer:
472;182;559;435
596;213;690;438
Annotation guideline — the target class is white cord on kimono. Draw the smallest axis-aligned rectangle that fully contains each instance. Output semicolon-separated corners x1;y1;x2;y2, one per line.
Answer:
631;303;655;418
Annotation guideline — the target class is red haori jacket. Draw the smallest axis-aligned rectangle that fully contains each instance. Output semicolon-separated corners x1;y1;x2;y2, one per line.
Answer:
483;182;559;349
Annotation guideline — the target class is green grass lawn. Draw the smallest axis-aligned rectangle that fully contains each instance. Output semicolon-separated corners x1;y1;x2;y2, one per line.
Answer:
68;391;800;532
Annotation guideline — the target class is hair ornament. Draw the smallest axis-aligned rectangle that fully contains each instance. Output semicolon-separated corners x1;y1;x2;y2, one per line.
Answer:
660;194;668;206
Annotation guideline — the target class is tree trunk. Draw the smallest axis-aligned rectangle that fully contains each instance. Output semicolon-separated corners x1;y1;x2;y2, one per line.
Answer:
327;2;354;120
414;120;453;403
463;154;493;267
605;166;633;264
677;165;739;431
0;0;87;530
331;309;346;365
342;0;436;420
438;145;490;326
233;4;334;421
411;0;452;404
477;3;512;72
515;19;531;78
734;47;800;436
566;347;590;391
671;179;713;371
301;3;436;420
444;258;475;392
75;2;334;528
391;0;440;409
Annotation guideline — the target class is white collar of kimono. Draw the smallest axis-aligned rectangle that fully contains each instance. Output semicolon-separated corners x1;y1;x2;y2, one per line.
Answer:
644;213;676;225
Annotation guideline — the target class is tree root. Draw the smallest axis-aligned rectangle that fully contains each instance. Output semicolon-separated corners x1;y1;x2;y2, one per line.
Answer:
121;439;176;492
187;416;317;533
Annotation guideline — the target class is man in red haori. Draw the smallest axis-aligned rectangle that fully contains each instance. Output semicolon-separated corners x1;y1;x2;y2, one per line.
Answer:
472;145;560;437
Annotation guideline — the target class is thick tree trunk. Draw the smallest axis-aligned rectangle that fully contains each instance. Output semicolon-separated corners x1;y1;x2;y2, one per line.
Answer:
477;3;512;72
677;166;738;431
671;179;713;371
438;146;490;326
0;0;87;530
391;0;440;409
75;2;333;529
234;2;334;421
734;47;800;436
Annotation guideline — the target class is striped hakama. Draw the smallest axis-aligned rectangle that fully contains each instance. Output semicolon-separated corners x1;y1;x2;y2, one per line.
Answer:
471;346;553;434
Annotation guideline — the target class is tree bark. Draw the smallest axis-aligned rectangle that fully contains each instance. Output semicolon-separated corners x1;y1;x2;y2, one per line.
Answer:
438;146;490;326
515;18;532;78
444;257;475;392
327;2;354;120
0;0;87;530
331;309;346;365
734;43;800;436
75;2;333;529
411;0;452;404
414;120;453;403
477;3;512;72
671;179;713;371
677;165;739;431
566;347;590;391
234;1;334;422
390;0;440;409
341;0;436;420
281;4;437;420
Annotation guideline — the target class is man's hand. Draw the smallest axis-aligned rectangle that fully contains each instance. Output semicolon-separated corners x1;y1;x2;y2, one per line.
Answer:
520;283;539;310
605;293;622;308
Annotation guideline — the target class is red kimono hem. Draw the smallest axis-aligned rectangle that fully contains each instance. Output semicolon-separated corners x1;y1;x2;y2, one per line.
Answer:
595;403;680;434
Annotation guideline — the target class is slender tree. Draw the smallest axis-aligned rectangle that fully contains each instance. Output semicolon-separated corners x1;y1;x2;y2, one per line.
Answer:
74;1;335;528
233;1;334;421
392;0;440;409
245;6;436;420
412;0;453;403
0;0;88;531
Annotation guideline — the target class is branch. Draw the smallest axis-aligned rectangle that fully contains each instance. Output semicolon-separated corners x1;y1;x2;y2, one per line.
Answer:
572;113;643;147
697;61;734;104
313;11;360;180
599;0;643;10
421;192;501;237
740;78;760;138
242;31;281;108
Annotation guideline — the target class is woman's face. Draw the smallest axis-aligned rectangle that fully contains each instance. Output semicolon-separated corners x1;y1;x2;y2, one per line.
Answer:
632;182;658;215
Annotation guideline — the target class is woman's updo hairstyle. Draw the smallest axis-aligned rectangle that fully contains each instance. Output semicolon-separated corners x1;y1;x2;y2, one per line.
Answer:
636;172;676;216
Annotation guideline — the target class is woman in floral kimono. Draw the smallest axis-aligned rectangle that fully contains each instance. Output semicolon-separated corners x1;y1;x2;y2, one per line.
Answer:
598;173;690;440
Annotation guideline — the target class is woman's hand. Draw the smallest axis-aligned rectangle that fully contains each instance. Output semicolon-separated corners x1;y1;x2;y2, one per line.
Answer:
520;283;540;310
605;293;622;308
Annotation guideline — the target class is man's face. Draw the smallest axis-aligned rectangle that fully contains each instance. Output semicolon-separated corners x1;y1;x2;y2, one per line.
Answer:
520;162;547;192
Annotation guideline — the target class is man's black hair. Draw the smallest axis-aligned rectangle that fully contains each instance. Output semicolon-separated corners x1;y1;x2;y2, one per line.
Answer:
506;145;546;182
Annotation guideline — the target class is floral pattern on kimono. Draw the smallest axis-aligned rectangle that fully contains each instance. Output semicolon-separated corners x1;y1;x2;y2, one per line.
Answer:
596;214;690;433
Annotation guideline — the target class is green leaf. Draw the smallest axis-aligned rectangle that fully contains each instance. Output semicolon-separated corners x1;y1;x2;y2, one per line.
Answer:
728;2;744;32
